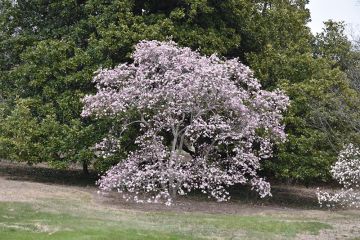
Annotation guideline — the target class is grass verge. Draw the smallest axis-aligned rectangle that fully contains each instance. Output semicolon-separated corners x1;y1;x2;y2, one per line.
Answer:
0;201;331;240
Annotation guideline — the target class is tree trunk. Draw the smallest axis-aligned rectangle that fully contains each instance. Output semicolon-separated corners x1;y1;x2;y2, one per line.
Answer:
82;161;89;175
168;177;178;200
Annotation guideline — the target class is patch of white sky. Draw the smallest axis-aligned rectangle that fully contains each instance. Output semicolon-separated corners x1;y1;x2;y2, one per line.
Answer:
307;0;360;39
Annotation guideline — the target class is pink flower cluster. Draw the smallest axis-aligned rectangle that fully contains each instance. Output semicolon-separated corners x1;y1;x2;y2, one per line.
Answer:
82;40;289;205
317;143;360;208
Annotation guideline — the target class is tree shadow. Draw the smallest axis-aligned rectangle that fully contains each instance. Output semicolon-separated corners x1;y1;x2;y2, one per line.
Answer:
0;160;320;210
227;185;319;209
176;184;320;210
97;183;320;213
0;160;98;187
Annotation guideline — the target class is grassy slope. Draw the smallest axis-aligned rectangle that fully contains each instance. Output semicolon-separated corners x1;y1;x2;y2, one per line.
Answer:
1;162;359;240
0;200;330;240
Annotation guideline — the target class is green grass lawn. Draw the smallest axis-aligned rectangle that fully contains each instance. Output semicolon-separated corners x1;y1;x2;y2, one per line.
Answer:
2;162;358;240
0;200;330;240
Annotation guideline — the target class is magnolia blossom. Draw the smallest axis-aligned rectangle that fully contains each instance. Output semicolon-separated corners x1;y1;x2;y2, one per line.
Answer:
317;143;360;208
82;40;289;205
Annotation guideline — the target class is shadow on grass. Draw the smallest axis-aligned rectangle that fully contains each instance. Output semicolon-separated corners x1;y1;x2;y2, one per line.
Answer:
0;160;319;210
0;160;98;187
228;185;319;209
178;184;319;210
97;183;320;213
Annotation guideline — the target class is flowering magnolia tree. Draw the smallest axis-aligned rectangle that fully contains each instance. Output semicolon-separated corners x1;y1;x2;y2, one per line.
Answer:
82;40;289;205
317;143;360;208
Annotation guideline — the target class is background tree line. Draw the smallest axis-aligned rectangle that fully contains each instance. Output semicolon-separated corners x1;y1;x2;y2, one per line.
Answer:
0;0;359;184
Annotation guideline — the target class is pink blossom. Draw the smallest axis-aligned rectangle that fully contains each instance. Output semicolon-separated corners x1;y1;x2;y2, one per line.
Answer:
317;143;360;208
82;40;289;204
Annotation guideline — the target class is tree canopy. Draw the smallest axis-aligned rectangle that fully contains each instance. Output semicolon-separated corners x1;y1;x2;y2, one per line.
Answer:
0;0;359;185
84;40;289;204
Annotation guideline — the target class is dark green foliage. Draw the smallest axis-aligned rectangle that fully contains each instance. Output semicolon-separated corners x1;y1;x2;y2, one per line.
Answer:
1;0;359;183
0;0;245;172
265;63;358;183
251;18;359;184
313;20;353;70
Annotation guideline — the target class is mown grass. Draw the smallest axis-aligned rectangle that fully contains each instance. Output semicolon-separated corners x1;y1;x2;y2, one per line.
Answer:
0;200;331;240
